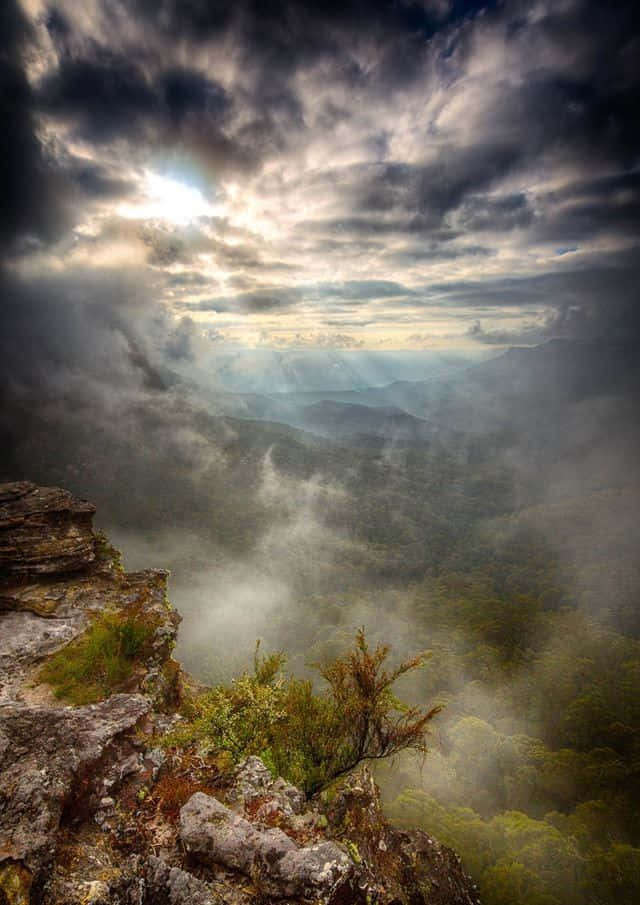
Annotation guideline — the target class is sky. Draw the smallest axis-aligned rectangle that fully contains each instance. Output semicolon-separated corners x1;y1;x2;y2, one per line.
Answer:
1;0;639;351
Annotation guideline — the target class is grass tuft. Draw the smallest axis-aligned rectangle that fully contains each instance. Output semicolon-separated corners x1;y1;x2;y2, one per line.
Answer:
39;610;156;705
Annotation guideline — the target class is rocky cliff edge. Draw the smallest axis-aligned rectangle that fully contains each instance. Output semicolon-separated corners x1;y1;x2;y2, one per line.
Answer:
0;481;480;905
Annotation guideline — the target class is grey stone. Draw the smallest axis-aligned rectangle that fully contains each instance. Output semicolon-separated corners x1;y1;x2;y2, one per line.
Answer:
270;776;306;816
0;694;150;884
180;792;352;900
180;792;287;873
145;856;220;905
231;755;273;802
231;756;306;818
260;841;353;899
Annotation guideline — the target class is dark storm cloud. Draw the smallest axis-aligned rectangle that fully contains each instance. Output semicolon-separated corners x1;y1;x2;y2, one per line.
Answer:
116;0;501;172
298;216;462;243
0;1;69;250
455;193;533;233
129;0;463;71
426;247;640;311
160;67;231;125
189;288;303;314
0;268;170;394
164;316;198;360
39;51;156;141
143;232;190;267
167;272;213;289
386;245;491;266
186;281;421;313
428;246;640;342
44;6;72;47
533;7;639;164
542;292;640;344
38;51;233;146
532;172;640;243
62;157;137;200
312;281;418;300
351;148;522;220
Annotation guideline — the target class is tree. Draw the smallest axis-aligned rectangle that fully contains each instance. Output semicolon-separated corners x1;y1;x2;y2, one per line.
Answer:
171;629;441;795
313;628;442;785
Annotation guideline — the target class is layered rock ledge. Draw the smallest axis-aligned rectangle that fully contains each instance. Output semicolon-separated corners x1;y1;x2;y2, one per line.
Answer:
0;482;96;576
0;482;480;905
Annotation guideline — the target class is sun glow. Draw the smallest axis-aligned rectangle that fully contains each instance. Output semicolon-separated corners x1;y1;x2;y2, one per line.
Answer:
118;171;216;224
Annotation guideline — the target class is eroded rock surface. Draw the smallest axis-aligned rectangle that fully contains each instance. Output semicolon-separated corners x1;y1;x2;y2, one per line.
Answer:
0;482;182;903
180;792;352;900
325;766;481;905
0;695;150;900
229;755;306;817
0;482;96;576
144;856;220;905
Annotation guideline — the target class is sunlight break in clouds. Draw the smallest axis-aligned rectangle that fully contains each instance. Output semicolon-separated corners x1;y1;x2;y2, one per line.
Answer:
117;171;218;225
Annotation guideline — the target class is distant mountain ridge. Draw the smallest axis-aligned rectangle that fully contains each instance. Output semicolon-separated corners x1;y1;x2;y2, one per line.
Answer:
206;339;640;451
173;347;480;395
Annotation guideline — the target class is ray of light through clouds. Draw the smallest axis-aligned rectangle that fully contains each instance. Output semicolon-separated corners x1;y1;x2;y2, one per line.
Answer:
2;0;639;351
117;170;219;224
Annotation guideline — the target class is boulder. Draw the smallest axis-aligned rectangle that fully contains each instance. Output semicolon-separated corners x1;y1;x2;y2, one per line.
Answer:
144;856;221;905
0;694;150;891
180;792;298;875
0;482;96;577
180;792;353;900
230;756;306;817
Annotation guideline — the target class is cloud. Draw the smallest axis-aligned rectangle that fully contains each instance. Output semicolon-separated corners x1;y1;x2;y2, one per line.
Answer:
0;267;172;394
532;171;640;243
311;280;418;300
350;149;523;220
454;193;534;233
466;320;549;347
188;288;303;314
160;66;231;125
39;51;234;142
164;316;199;360
267;332;365;349
0;0;638;349
0;1;70;251
38;51;156;142
62;156;137;200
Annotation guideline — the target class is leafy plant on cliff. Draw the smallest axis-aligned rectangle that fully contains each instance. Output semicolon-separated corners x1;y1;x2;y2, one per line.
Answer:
40;609;156;704
169;629;441;795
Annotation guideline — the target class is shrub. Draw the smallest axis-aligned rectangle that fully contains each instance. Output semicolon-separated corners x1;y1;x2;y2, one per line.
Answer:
169;629;441;795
